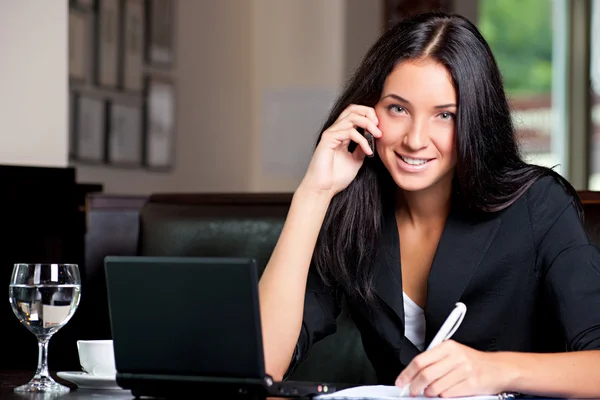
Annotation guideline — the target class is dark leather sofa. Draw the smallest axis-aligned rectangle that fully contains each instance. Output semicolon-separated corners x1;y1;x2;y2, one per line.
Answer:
82;190;600;385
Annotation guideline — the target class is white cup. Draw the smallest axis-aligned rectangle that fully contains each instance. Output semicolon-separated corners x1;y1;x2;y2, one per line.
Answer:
77;340;117;377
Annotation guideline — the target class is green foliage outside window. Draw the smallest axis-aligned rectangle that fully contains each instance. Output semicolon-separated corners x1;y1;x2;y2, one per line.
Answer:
478;0;553;97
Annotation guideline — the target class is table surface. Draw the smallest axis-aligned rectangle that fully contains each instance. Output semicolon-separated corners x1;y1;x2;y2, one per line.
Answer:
0;370;130;400
2;370;599;400
0;370;302;399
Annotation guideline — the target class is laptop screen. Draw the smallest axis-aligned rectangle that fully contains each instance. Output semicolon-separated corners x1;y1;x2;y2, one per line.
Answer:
104;256;266;379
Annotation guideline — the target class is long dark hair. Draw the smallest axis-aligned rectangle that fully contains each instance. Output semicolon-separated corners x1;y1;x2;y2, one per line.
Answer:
312;11;582;303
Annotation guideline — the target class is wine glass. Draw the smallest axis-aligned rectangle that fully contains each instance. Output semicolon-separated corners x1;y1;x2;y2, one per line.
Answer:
8;263;81;393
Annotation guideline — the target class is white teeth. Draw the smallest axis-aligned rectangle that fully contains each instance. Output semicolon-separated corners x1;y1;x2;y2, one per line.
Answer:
400;156;428;165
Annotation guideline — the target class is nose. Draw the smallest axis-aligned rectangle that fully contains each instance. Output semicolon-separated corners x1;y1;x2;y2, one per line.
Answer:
402;119;430;151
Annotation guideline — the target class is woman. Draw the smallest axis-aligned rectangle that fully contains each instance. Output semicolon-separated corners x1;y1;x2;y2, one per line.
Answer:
258;11;600;398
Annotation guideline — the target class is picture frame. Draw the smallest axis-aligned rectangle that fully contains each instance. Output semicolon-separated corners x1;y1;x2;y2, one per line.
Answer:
384;0;452;30
75;95;107;163
121;0;146;92
96;0;121;88
146;0;174;66
69;8;87;83
69;91;78;161
144;76;175;170
107;101;143;167
71;0;96;10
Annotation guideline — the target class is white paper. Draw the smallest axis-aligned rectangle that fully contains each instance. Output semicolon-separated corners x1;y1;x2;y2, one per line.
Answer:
314;385;501;400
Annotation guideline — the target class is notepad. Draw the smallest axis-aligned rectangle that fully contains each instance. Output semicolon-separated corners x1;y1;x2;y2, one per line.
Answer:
313;385;503;400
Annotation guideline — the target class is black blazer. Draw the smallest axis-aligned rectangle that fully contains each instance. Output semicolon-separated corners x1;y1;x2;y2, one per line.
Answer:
289;175;600;384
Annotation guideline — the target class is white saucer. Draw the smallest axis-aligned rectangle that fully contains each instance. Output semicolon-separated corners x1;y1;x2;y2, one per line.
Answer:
56;371;123;390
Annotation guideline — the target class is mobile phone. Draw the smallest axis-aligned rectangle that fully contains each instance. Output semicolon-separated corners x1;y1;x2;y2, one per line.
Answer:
356;127;375;158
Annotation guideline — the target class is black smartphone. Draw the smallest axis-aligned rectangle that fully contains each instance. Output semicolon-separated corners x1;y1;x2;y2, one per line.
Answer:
350;127;375;158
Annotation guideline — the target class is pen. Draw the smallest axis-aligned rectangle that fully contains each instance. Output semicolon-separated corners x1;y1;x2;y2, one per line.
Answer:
399;302;467;397
425;302;467;351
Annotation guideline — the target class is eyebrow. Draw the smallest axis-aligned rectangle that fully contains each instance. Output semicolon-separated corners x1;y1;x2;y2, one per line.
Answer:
381;93;457;109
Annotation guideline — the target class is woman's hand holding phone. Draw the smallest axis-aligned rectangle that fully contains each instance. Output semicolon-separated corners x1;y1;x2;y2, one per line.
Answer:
299;104;382;199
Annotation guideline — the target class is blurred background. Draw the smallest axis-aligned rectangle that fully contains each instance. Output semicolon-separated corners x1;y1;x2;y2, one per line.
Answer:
1;0;599;195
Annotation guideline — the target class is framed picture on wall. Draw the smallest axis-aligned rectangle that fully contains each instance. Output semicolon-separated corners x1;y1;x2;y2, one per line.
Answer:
96;0;121;88
71;0;96;10
75;95;107;163
69;9;87;82
384;0;452;30
146;0;174;66
108;101;143;166
69;91;78;161
122;0;146;91
144;76;175;170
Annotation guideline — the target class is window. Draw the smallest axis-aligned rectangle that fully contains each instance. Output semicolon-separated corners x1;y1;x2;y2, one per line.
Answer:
588;1;600;189
478;0;568;176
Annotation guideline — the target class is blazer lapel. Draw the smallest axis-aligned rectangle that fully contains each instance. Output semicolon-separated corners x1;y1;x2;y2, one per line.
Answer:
373;202;404;328
372;204;422;366
424;202;501;347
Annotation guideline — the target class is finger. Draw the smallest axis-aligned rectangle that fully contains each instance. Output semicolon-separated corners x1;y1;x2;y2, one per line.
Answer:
364;132;375;158
351;143;368;163
345;128;374;157
337;104;377;123
331;113;382;138
323;125;374;156
336;104;379;126
321;127;372;156
426;373;469;398
436;376;471;398
410;355;462;397
395;345;451;387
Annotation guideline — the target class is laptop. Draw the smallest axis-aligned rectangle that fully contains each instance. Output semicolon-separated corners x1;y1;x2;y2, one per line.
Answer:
104;255;339;398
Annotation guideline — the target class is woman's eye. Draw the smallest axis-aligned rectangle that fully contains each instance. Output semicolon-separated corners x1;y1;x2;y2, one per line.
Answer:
387;105;406;114
439;112;455;120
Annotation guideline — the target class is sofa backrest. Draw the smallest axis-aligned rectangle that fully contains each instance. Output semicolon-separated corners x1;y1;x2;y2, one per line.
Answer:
83;194;147;341
579;191;600;246
138;193;291;271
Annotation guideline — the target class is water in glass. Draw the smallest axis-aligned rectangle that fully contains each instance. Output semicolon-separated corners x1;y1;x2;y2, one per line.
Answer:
8;264;81;393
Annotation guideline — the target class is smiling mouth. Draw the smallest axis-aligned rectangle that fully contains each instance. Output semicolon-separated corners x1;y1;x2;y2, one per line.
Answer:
397;154;434;165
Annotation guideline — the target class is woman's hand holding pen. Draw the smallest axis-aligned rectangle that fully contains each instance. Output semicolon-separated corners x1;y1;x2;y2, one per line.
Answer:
395;340;515;398
299;104;382;199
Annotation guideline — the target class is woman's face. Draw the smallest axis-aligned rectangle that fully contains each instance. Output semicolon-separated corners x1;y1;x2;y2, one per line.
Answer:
374;58;457;194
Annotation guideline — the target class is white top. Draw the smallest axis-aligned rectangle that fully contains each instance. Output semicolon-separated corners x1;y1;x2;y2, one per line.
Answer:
403;291;426;351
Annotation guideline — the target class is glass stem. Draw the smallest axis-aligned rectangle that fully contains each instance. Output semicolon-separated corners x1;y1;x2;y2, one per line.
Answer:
34;339;51;380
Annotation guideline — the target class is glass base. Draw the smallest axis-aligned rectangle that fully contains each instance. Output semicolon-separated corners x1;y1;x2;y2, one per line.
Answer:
14;375;70;394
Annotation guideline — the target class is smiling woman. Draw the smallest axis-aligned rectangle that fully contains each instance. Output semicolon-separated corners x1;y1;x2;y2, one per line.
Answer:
257;10;600;399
